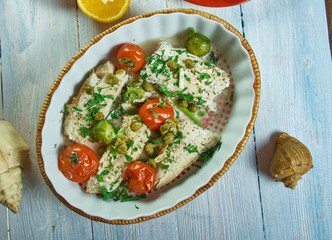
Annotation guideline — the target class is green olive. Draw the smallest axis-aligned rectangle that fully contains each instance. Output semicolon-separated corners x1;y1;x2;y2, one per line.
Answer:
178;99;188;108
131;121;142;131
116;143;127;154
183;59;195;69
106;73;120;85
85;85;94;95
144;143;154;156
188;103;199;113
149;159;157;169
184;27;211;57
167;60;178;70
143;81;154;92
94;112;105;121
163;132;175;144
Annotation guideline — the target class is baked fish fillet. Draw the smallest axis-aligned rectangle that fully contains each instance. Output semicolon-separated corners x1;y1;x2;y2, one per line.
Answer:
140;41;230;112
154;120;221;189
63;61;128;144
86;115;151;194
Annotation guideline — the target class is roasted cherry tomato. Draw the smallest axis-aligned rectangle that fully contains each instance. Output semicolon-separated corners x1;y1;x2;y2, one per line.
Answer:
123;161;156;194
138;98;174;131
58;144;99;183
116;43;146;72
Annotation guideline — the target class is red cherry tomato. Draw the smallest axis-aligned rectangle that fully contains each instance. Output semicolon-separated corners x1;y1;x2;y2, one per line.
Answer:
58;144;99;183
116;43;146;72
123;161;156;194
138;98;174;131
184;0;250;7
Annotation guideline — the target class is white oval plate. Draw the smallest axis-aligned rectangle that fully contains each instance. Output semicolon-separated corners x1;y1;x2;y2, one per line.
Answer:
37;9;260;224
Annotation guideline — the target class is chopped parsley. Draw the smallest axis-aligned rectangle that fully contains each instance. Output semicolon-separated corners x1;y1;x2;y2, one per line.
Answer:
67;152;80;170
197;97;207;105
209;51;219;64
80;127;91;138
184;144;199;153
100;181;147;202
60;106;69;116
151;109;158;118
160;164;170;170
199;141;222;162
72;106;83;112
127;139;135;149
198;73;211;81
124;154;133;161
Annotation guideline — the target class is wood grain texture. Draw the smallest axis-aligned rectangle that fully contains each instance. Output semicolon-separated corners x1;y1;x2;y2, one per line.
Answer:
242;0;332;239
0;0;92;239
0;0;331;239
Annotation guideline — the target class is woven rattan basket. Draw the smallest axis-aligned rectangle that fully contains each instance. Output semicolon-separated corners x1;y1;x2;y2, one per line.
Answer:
36;8;260;224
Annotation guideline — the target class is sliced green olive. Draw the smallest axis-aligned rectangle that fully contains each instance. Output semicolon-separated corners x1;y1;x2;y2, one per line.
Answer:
149;159;157;169
183;59;195;69
116;144;127;154
94;112;105;121
144;143;154;156
188;103;199;113
163;132;175;144
178;99;188;108
167;60;178;70
106;73;120;85
85;85;94;95
131;121;142;131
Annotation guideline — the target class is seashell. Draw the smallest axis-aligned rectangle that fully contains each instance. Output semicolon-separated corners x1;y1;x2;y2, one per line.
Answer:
0;120;29;213
270;132;313;190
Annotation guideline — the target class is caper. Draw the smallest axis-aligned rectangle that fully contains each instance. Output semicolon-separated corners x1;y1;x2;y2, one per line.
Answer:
169;123;178;134
173;119;180;125
149;159;157;169
131;121;142;131
98;146;106;156
106;73;120;85
163;132;175;144
188;103;199;113
178;99;188;108
160;118;178;135
144;143;154;156
160;123;170;136
167;60;178;70
183;59;195;69
85;85;94;95
116;143;127;154
94;112;105;121
143;81;154;92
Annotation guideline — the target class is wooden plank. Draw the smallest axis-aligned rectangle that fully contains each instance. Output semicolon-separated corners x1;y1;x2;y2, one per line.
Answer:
0;0;93;238
242;0;332;239
0;11;9;240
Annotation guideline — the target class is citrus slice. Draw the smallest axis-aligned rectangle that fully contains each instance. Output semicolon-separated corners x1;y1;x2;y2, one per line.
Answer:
77;0;130;23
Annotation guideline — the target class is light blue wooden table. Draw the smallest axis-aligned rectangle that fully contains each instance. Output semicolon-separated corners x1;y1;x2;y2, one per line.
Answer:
0;0;331;239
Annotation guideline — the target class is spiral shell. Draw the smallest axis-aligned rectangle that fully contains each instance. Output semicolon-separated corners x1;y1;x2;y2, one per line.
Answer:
270;132;313;190
0;120;29;213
